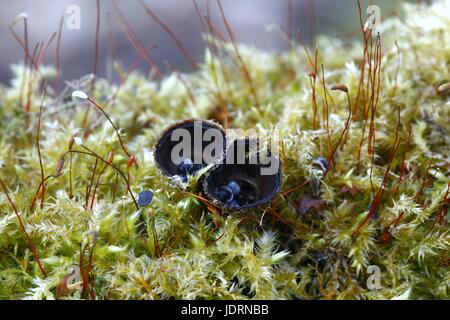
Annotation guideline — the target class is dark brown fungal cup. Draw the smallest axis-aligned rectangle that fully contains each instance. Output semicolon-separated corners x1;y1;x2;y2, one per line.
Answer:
154;119;226;182
203;139;282;210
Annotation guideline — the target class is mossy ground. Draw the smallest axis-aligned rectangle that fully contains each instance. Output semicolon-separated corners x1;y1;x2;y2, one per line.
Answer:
0;1;449;299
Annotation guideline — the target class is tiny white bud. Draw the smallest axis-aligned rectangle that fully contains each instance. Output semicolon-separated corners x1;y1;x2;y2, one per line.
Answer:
72;90;88;100
74;137;83;146
17;12;28;19
11;12;28;26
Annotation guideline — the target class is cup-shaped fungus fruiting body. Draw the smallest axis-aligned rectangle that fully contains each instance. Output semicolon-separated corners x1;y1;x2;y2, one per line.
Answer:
203;139;282;211
154;119;226;184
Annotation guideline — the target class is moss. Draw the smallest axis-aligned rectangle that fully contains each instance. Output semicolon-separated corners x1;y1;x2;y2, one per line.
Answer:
0;1;449;299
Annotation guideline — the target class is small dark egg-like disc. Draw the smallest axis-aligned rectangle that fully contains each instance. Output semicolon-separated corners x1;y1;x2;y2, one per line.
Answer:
138;190;154;207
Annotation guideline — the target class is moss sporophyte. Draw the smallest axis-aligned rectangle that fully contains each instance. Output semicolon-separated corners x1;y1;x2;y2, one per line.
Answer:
0;1;449;299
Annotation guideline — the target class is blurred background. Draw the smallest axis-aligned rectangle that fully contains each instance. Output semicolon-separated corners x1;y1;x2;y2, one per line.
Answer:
0;0;417;85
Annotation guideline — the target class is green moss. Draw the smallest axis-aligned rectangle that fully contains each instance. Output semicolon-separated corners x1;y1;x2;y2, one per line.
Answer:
0;1;449;299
